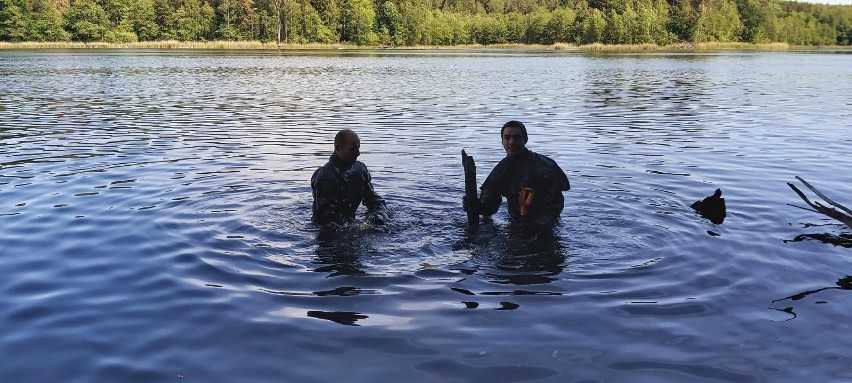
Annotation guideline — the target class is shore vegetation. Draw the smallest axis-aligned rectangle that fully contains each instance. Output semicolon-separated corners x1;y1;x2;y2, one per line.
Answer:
0;0;850;48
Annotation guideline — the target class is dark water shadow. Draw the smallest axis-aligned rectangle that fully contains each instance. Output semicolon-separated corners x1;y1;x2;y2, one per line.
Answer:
307;310;368;326
769;276;852;321
449;221;568;309
312;224;381;276
456;222;567;285
785;232;852;248
608;360;757;383
772;276;852;303
414;358;558;383
297;223;392;326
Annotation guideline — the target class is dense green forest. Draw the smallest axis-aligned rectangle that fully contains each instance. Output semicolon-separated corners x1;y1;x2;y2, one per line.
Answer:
1;0;850;46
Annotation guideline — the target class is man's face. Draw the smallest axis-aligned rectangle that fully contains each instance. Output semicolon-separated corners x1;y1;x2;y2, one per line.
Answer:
335;134;361;164
502;127;526;157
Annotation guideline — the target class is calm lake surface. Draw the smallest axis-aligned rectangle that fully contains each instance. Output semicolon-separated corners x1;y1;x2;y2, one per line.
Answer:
1;50;851;382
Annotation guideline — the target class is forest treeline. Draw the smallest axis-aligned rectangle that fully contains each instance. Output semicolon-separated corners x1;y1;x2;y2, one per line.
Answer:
1;0;851;46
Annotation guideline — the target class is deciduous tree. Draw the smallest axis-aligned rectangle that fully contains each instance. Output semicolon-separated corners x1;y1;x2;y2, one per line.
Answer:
64;0;110;41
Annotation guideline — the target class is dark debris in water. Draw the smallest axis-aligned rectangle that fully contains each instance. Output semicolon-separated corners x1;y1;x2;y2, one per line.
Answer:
307;310;368;326
785;233;852;248
769;306;797;321
496;301;520;310
691;188;726;225
788;176;852;230
770;276;852;319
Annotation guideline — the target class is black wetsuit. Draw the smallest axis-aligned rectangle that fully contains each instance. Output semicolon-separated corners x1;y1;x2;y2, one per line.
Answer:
479;149;570;227
311;154;387;225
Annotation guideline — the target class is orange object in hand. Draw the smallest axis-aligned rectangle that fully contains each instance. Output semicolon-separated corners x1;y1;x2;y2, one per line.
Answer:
519;187;535;216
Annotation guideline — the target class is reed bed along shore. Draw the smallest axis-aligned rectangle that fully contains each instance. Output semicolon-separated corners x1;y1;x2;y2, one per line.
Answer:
1;40;845;52
572;42;793;51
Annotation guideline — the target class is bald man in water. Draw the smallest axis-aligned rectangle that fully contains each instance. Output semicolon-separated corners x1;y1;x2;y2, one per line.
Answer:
311;129;389;226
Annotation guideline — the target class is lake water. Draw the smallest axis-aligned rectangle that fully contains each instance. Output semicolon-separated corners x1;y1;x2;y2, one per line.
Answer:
1;50;850;382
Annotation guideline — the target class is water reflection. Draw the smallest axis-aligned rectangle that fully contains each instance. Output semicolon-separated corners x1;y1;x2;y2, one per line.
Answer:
307;310;368;326
773;276;852;304
312;226;370;276
608;360;757;383
451;222;567;304
414;358;559;382
787;232;852;248
484;229;566;286
770;276;852;321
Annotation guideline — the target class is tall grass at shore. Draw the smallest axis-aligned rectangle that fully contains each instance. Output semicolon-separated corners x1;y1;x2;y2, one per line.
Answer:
575;42;791;51
690;42;791;51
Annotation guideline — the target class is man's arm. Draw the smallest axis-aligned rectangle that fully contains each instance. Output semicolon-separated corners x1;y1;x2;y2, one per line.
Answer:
361;167;389;223
478;187;501;216
474;163;504;217
311;168;344;226
531;156;570;228
549;158;570;192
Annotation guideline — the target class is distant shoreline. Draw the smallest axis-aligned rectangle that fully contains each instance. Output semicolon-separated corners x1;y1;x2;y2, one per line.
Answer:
1;41;850;52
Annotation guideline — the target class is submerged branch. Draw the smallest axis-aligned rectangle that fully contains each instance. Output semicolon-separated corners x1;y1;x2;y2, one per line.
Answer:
796;176;852;216
788;177;852;230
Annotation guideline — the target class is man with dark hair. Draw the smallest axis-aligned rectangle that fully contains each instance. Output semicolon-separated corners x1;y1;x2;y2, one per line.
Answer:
311;129;389;226
464;121;570;230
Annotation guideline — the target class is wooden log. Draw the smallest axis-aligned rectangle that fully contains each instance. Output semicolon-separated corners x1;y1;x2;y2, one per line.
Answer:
462;149;479;226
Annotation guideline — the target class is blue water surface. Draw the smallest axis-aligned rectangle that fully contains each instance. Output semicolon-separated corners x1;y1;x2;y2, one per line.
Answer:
1;50;851;382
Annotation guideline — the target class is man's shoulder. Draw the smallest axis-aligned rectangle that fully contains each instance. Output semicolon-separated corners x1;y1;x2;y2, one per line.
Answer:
312;161;337;184
530;150;561;167
353;160;369;171
492;155;512;169
483;157;509;179
529;150;569;190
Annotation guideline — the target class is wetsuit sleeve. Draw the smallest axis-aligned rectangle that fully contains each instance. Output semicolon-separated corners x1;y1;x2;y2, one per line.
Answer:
311;168;344;226
532;158;570;228
552;159;570;191
361;166;388;214
478;164;503;217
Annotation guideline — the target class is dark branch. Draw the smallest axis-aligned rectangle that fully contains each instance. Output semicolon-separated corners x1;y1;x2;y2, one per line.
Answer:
788;178;852;230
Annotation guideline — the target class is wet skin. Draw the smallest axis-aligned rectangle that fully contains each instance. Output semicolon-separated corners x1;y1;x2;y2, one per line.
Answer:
335;133;361;164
